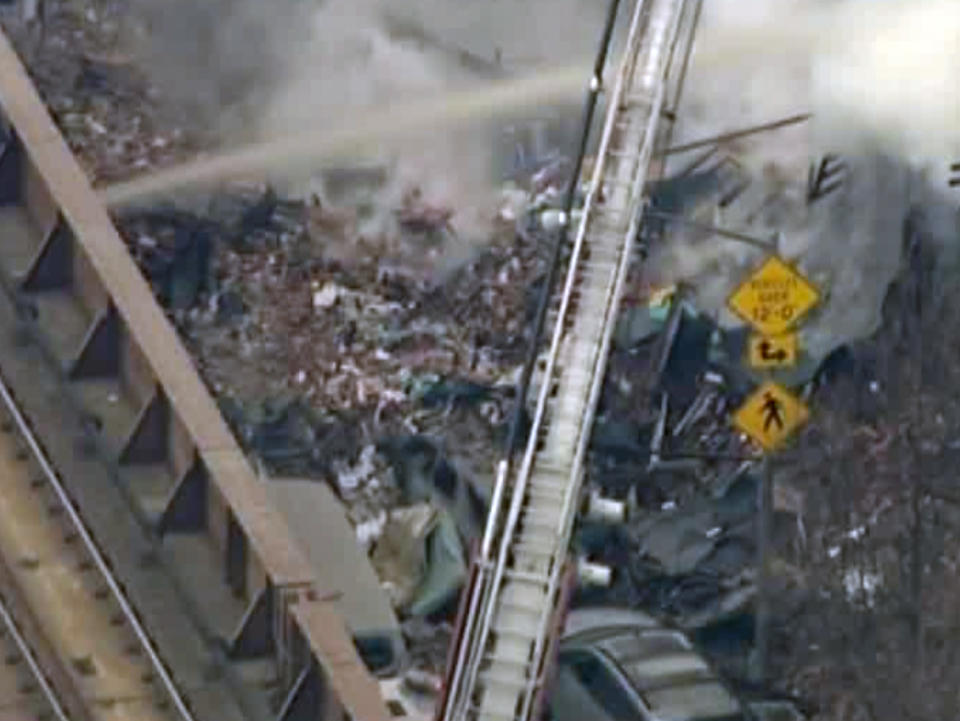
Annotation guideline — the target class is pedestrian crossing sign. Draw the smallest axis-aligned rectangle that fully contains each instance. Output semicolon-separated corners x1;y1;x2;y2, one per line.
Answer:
732;381;809;452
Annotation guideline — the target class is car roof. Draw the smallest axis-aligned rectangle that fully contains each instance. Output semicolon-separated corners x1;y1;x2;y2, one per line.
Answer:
561;607;746;721
563;607;660;639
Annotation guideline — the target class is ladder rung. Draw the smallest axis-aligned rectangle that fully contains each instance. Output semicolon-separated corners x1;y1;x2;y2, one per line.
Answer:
495;622;540;639
513;542;557;559
504;568;550;586
526;486;566;502
619;91;653;107
526;475;569;491
520;516;558;532
586;205;631;220
587;218;629;235
525;496;564;513
606;149;642;163
521;503;559;519
602;177;636;191
500;596;548;615
484;652;532;670
467;703;517;720
479;670;528;690
572;252;614;270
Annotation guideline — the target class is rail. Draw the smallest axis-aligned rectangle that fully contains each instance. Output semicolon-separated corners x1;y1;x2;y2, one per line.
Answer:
0;591;70;721
0;371;197;721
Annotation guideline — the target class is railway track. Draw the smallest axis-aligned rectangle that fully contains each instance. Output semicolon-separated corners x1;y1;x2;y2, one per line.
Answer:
0;585;70;721
0;24;389;721
0;370;195;721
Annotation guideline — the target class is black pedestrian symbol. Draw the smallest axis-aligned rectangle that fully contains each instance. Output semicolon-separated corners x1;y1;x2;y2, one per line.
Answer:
761;392;784;433
758;339;787;363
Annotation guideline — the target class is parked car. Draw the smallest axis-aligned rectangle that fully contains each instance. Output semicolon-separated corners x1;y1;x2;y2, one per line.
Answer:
546;608;754;721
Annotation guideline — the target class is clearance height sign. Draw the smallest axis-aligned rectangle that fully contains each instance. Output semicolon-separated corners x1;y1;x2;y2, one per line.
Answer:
727;255;820;336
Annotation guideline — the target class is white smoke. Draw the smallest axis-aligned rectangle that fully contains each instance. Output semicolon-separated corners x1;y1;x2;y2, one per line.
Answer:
812;0;960;170
131;0;606;256
652;0;960;360
259;0;493;241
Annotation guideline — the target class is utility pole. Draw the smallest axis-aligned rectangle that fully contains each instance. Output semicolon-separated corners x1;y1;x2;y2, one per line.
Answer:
750;456;773;682
727;254;821;685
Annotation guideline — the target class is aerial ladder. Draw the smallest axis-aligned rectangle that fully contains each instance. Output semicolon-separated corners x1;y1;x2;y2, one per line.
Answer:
436;0;693;719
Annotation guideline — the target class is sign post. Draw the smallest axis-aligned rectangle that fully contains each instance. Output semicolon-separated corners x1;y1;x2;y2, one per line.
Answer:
727;255;820;683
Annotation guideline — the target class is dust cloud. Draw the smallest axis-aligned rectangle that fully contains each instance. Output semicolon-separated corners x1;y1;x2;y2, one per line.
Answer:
651;0;960;361
124;0;607;251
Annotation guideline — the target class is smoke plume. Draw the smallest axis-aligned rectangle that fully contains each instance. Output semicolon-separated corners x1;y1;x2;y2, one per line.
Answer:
653;0;960;361
129;0;606;252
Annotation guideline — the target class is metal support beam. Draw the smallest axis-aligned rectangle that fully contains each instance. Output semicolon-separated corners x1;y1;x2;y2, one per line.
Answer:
229;584;274;659
68;304;119;379
22;216;72;291
0;130;20;204
156;458;208;536
226;511;247;598
807;154;845;204
530;562;577;721
659;113;812;157
644;209;776;251
749;456;773;683
119;387;169;464
276;661;322;721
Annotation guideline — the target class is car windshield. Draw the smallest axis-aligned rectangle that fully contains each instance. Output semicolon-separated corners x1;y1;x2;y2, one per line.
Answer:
554;649;638;721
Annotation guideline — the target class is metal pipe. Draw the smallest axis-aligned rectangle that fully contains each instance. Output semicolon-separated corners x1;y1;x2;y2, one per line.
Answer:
667;0;703;121
659;113;812;156
577;560;614;587
645;208;776;250
657;0;703;153
676;143;719;178
750;456;773;683
585;494;627;523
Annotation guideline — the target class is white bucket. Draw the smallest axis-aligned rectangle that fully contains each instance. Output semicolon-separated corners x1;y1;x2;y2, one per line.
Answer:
577;559;613;587
586;494;626;523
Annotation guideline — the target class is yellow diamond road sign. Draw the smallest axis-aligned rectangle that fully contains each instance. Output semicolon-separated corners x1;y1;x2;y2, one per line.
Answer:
732;381;810;452
748;333;798;369
728;256;820;335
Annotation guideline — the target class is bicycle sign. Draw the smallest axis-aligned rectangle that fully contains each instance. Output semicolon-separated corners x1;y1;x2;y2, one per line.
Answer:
727;255;820;336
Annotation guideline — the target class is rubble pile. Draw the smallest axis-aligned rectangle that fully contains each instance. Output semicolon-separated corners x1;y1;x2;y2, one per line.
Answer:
13;3;960;718
6;4;203;183
113;183;544;448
